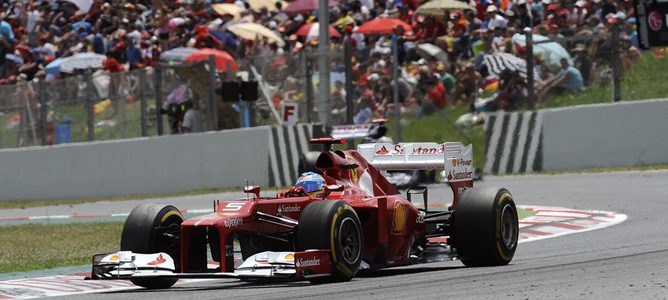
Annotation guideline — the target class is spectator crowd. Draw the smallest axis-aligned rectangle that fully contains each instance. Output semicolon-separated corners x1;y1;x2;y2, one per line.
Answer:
0;0;644;128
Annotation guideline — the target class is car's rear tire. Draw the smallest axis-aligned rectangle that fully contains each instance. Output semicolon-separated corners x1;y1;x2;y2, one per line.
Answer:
121;203;183;289
296;200;363;283
452;187;518;267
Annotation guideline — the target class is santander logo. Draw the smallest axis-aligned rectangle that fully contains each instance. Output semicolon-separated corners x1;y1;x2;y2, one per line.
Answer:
296;257;321;267
376;144;445;156
376;146;389;154
148;254;166;265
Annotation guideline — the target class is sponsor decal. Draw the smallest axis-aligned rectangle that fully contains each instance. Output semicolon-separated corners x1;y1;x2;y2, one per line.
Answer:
392;202;407;234
375;144;445;156
222;202;245;211
376;146;389;154
446;170;473;181
649;11;663;31
277;204;300;213
347;158;359;182
109;255;119;262
453;158;472;167
416;213;424;224
147;254;166;266
296;257;320;267
223;217;243;228
284;254;294;260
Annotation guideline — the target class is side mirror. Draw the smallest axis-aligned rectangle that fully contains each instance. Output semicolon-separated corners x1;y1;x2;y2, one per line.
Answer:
243;185;261;199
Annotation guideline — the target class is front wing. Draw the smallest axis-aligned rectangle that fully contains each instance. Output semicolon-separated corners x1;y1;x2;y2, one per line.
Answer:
86;250;332;281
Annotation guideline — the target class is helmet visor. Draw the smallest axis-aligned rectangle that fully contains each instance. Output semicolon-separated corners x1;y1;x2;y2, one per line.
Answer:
296;181;323;193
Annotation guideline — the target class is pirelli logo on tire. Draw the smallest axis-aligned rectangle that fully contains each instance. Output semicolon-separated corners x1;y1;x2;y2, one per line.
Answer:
484;111;544;175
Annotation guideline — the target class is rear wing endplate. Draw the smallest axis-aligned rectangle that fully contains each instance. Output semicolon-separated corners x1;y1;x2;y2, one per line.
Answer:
357;142;473;183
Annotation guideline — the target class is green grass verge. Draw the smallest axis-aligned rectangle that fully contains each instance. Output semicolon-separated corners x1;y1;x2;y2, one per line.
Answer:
517;207;535;220
0;222;122;274
387;105;487;170
540;52;668;108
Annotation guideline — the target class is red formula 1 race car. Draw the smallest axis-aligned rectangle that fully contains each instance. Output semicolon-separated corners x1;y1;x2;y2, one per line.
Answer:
87;138;519;289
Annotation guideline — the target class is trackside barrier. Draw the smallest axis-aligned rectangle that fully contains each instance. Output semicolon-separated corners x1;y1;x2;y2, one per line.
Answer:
485;99;668;174
0;124;320;201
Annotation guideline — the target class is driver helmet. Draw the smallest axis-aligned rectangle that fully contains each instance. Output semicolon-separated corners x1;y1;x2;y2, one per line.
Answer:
295;172;325;197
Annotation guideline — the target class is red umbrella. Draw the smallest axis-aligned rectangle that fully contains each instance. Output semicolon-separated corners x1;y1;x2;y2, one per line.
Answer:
355;18;413;35
184;48;238;72
283;0;339;13
296;23;341;39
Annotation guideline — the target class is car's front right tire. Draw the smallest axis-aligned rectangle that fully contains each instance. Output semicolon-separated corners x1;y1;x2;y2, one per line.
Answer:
297;200;363;283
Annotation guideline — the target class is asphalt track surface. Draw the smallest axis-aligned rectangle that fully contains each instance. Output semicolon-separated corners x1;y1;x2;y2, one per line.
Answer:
42;170;668;299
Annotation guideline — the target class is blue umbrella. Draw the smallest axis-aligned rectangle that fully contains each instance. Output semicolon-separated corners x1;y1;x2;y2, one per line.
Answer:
5;53;23;65
72;21;92;31
160;47;198;62
512;33;573;71
45;58;64;76
210;30;238;50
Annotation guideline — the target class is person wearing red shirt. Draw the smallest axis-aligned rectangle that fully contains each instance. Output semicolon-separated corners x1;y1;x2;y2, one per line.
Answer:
428;80;447;109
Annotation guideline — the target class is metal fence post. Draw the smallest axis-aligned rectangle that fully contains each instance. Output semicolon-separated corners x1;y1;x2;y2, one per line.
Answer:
303;51;313;123
38;81;48;145
86;70;95;141
139;69;148;137
344;38;354;148
154;64;164;135
391;36;401;143
119;74;127;138
525;28;536;108
317;0;331;126
209;55;219;131
611;22;621;102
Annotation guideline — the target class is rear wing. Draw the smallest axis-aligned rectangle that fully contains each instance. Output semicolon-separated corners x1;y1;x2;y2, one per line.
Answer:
357;142;473;183
331;124;371;139
330;119;387;139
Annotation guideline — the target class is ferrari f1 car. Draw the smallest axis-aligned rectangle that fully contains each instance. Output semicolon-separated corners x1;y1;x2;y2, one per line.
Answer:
87;138;518;289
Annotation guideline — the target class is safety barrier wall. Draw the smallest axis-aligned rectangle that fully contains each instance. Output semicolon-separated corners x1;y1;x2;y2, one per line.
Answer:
0;124;317;201
485;99;668;174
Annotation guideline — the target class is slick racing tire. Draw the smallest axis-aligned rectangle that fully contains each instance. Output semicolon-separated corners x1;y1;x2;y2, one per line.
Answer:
297;200;363;283
121;203;184;289
452;187;518;267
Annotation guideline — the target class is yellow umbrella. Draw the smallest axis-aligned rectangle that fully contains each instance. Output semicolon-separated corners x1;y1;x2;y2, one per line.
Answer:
246;0;287;12
227;23;285;47
416;0;476;16
211;3;244;20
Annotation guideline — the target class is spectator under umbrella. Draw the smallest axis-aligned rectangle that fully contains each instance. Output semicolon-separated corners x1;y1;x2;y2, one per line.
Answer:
210;30;238;51
192;25;222;49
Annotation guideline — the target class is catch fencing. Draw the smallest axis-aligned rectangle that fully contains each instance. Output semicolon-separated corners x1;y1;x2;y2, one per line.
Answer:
245;47;361;127
0;61;217;150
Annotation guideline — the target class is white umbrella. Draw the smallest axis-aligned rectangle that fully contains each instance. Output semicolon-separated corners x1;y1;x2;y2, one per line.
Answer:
59;52;107;73
511;33;573;70
416;43;449;66
227;23;285;47
66;0;94;13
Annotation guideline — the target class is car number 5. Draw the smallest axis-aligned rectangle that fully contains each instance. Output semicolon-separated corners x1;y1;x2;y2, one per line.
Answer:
223;202;245;211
